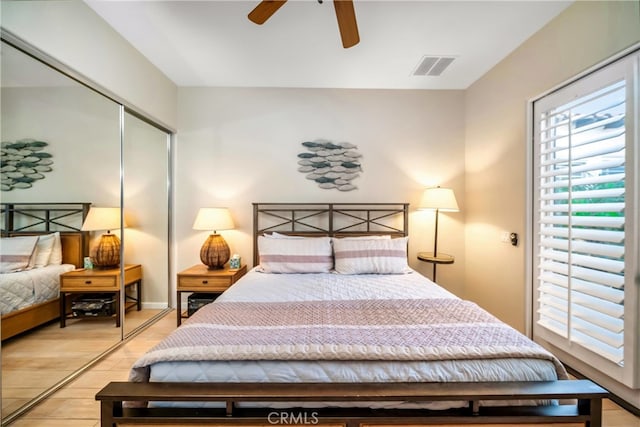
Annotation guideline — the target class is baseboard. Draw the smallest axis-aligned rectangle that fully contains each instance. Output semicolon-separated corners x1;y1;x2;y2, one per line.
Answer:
141;302;169;310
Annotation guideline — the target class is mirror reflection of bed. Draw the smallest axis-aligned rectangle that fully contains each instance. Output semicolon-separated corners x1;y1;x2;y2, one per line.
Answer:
0;202;166;419
2;230;86;340
0;203;121;416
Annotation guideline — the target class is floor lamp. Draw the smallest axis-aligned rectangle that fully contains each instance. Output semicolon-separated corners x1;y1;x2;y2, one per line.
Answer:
417;186;459;282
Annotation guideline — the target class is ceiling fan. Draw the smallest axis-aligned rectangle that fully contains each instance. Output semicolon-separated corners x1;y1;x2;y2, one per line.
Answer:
248;0;360;48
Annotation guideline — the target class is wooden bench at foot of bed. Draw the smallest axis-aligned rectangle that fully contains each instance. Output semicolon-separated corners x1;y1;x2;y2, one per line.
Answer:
96;379;607;427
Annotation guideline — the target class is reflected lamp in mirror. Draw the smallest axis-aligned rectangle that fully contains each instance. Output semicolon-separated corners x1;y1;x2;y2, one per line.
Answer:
418;186;459;258
81;207;127;268
193;207;235;269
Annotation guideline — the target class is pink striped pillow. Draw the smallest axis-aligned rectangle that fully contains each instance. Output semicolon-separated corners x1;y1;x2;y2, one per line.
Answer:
257;236;333;273
333;237;410;274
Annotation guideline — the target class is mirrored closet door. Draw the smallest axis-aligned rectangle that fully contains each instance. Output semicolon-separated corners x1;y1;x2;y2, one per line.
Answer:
122;111;171;337
0;36;172;425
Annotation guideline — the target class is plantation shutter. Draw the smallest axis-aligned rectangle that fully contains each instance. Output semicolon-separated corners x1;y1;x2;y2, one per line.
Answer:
532;50;639;393
535;78;626;365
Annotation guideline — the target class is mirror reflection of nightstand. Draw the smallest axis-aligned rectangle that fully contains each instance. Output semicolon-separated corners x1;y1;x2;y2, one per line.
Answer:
59;264;142;327
417;251;454;283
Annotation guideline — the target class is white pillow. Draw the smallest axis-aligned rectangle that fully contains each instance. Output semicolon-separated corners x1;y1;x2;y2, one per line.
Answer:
32;233;56;268
48;232;63;265
257;235;333;273
0;235;39;273
333;236;410;275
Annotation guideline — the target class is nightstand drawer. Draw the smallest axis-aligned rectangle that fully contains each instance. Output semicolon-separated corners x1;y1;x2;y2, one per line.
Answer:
61;276;117;289
178;276;231;289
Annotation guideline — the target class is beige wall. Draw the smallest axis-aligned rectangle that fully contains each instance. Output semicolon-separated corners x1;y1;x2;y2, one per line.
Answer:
464;1;640;332
0;0;177;129
175;87;467;296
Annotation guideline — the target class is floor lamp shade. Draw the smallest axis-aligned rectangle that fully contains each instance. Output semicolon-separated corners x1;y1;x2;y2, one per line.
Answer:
81;207;127;268
419;187;459;212
193;208;235;269
418;186;459;257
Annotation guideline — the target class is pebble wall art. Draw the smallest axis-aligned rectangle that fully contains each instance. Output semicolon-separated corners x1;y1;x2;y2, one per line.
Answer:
1;139;53;191
297;140;362;191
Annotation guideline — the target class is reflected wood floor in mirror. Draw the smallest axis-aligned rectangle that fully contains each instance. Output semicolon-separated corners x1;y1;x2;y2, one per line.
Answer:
2;308;162;420
6;309;639;427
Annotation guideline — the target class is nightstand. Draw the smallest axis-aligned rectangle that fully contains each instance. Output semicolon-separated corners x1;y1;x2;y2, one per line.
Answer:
417;251;454;282
176;264;247;326
59;264;142;328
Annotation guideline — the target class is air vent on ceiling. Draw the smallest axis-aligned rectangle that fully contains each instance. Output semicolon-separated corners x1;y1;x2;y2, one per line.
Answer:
413;56;456;77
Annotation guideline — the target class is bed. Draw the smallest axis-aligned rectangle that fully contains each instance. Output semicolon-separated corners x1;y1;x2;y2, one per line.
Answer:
1;202;89;340
97;203;607;426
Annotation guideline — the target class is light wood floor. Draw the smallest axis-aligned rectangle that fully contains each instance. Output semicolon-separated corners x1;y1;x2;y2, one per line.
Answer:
5;310;639;427
2;308;163;423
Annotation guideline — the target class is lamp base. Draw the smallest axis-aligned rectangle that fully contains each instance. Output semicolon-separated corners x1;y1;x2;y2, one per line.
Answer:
92;233;121;269
200;234;230;269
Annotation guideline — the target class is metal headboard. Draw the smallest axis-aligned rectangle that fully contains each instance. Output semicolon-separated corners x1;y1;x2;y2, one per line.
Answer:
1;202;91;262
253;202;409;266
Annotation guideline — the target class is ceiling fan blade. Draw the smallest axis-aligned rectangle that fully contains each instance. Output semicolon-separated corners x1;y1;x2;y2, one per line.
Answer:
248;0;288;25
333;0;360;48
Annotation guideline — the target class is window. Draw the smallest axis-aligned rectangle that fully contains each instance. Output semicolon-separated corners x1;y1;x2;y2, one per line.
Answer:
532;50;639;391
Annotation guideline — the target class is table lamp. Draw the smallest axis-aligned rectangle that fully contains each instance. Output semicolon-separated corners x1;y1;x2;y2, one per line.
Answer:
81;207;127;268
418;186;459;281
193;207;235;269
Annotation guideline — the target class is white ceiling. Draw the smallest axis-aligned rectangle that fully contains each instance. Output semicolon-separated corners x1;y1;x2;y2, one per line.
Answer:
86;0;572;90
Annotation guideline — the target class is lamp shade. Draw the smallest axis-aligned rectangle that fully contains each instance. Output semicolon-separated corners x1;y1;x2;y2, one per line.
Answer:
81;207;127;231
192;208;235;232
418;187;459;212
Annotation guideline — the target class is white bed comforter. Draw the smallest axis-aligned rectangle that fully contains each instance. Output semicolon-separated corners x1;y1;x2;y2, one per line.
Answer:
137;269;566;410
0;264;74;315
